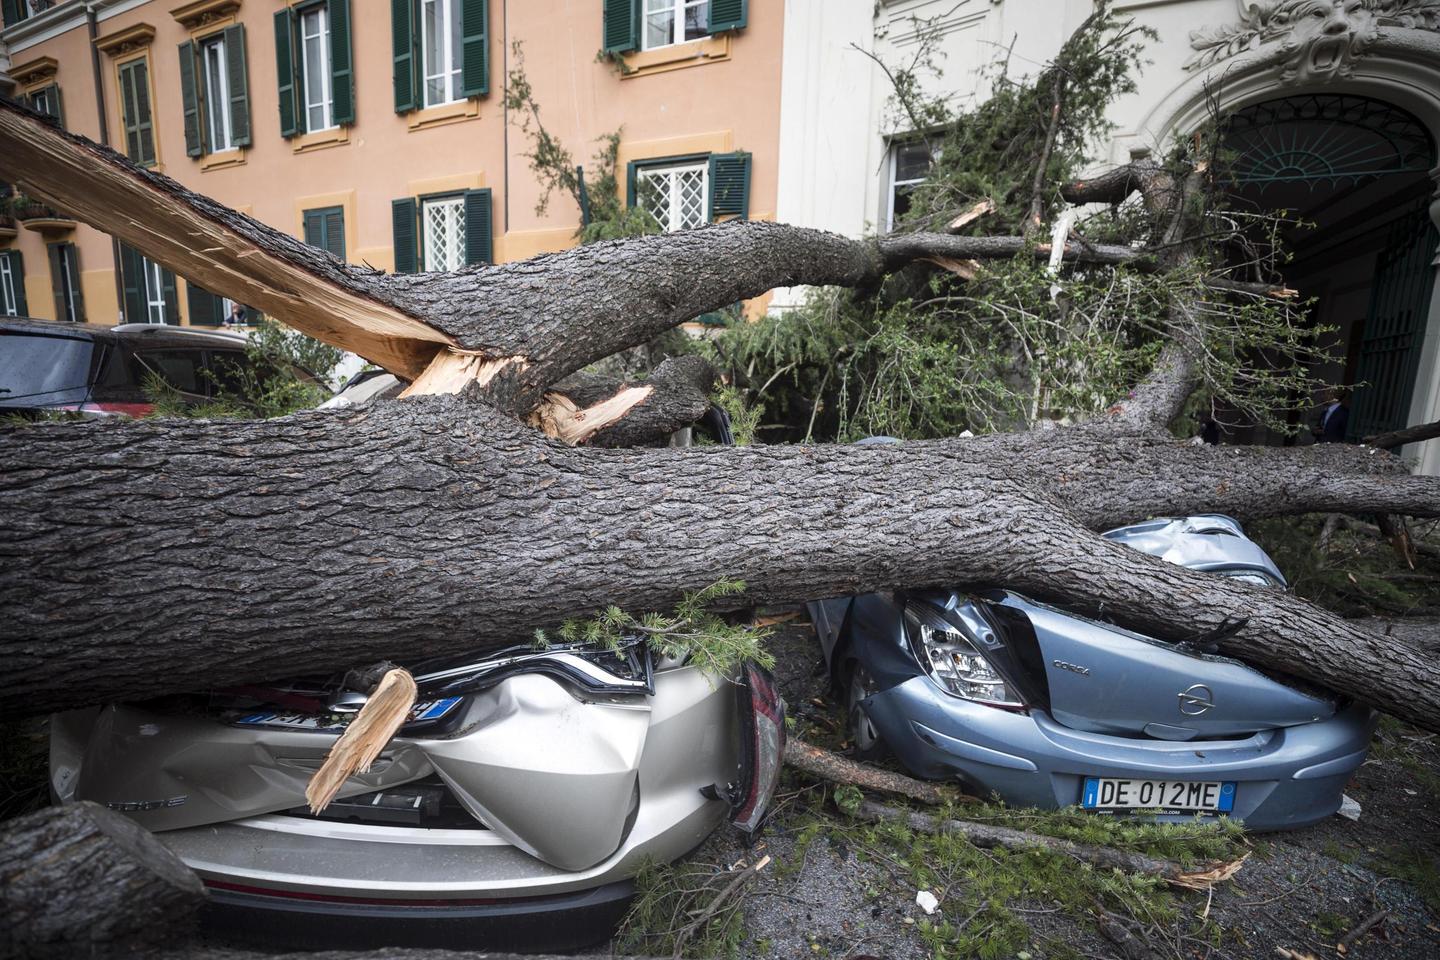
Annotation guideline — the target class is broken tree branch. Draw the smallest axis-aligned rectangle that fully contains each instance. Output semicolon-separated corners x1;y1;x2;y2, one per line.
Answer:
852;800;1247;891
783;737;961;806
1365;418;1440;452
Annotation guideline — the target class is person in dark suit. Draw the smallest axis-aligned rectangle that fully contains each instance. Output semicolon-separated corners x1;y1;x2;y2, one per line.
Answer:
1316;388;1350;443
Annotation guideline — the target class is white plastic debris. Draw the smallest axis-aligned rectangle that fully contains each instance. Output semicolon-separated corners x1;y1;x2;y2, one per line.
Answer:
1338;794;1362;821
915;890;939;915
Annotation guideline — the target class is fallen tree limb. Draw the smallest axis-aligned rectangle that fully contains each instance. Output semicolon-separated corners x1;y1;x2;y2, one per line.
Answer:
851;800;1248;891
1;801;207;959
1365;418;1440;452
783;737;961;806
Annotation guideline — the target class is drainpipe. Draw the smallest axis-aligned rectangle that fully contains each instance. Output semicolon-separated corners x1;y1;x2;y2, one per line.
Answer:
87;2;125;322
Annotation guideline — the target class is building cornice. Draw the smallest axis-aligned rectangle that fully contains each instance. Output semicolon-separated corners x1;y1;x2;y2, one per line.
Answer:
0;0;151;56
94;21;154;57
169;0;241;32
9;53;58;85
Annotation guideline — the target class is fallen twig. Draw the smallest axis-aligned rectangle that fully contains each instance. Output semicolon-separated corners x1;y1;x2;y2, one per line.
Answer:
852;800;1247;890
669;855;770;960
1336;907;1389;953
784;737;966;806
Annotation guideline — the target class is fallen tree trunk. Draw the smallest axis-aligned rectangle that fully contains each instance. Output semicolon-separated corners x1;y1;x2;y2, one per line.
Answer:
1;801;207;959
851;800;1247;891
2;400;1437;727
2;95;1439;736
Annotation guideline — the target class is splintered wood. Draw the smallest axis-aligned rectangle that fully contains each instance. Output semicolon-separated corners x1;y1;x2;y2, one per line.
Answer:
305;668;418;813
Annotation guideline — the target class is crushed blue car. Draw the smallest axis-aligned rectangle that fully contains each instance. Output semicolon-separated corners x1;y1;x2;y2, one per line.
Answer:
808;515;1374;831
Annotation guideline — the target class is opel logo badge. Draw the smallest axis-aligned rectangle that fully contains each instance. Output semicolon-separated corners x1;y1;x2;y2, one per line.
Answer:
1179;684;1214;716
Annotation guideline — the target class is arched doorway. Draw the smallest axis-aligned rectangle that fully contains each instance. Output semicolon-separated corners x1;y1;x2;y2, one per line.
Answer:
1218;93;1438;443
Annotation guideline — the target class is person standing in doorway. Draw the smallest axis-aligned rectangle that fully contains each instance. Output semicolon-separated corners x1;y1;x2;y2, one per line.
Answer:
1316;388;1350;443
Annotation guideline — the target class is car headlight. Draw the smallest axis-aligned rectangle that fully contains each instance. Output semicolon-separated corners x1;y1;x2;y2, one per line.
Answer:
1219;570;1282;589
904;603;1024;708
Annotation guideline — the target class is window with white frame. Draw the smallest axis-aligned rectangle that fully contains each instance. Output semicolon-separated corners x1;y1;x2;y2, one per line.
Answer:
201;34;234;153
300;4;334;132
143;256;169;324
422;195;467;272
636;162;708;232
0;255;18;316
887;140;934;231
422;0;463;107
643;0;708;51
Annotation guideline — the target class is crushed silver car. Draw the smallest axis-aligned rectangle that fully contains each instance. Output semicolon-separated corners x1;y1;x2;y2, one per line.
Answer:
50;641;783;951
810;515;1374;831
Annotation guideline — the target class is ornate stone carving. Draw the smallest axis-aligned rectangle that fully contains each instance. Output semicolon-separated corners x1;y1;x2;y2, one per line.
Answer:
1185;1;1440;84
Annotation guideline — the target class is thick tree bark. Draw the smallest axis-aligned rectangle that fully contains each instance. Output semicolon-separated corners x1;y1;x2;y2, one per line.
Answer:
2;400;1437;727
1;801;206;958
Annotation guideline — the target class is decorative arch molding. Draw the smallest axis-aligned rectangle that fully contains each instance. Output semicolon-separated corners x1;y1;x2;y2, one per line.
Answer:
1133;28;1440;187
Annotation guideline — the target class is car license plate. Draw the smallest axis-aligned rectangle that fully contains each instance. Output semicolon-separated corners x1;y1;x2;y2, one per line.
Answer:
233;697;463;731
1082;777;1235;813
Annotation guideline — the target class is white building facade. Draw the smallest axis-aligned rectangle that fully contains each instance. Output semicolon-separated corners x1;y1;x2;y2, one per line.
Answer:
776;0;1440;474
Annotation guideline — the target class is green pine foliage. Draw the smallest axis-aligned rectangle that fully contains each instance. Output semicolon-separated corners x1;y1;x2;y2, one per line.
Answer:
534;579;774;677
688;2;1333;443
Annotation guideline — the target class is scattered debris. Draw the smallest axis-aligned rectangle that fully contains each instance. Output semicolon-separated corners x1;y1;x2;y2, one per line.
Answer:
915;890;939;915
1339;795;1363;821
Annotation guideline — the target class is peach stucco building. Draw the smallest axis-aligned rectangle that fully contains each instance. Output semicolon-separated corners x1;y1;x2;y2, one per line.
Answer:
0;0;776;327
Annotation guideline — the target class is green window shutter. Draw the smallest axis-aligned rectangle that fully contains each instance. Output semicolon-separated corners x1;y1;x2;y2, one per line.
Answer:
707;0;747;33
119;63;140;160
66;245;85;322
324;208;345;260
30;84;63;126
303;209;323;248
625;160;639;207
392;0;419;113
161;267;179;324
2;0;26;29
274;8;302;137
48;244;67;320
178;41;203;157
225;25;251;146
328;0;355;125
186;281;224;326
459;0;489;97
708;152;751;220
131;61;156;166
2;250;27;316
118;60;154;166
119;245;145;322
391;198;418;273
602;0;639;54
304;206;346;260
50;243;85;323
463;189;493;265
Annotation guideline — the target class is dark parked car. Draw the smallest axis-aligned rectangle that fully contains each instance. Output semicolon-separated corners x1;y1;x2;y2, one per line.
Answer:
0;317;327;417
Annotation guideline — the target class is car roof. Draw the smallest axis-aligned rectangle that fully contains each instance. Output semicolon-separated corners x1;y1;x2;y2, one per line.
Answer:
2;316;249;349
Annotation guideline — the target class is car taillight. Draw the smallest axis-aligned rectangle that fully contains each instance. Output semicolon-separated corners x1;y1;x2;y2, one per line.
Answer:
905;602;1027;710
706;662;785;833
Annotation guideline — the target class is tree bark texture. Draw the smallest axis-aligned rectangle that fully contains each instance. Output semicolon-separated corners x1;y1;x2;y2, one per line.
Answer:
2;401;1437;727
783;737;960;806
1;801;206;959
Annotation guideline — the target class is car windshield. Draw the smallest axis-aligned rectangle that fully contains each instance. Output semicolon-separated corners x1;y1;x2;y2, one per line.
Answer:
0;331;96;407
